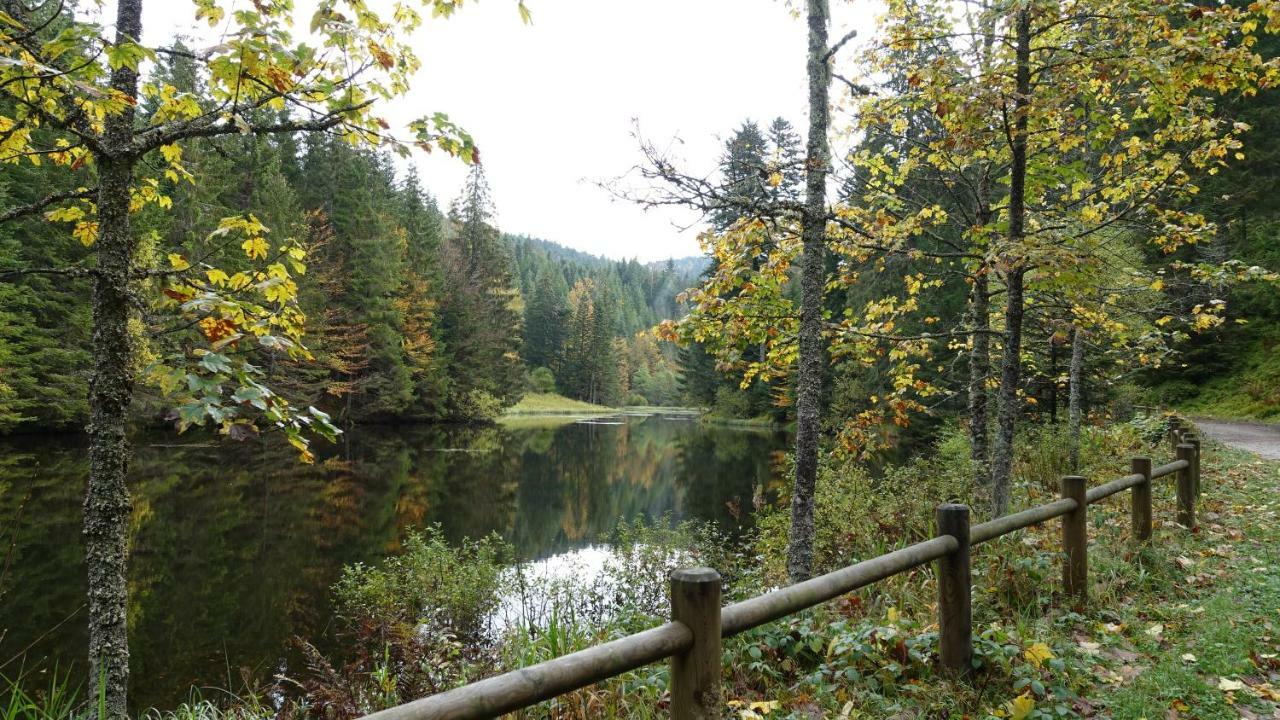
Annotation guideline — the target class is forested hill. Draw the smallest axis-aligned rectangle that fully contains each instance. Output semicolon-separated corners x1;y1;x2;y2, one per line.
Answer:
510;235;705;335
0;42;700;434
510;235;701;407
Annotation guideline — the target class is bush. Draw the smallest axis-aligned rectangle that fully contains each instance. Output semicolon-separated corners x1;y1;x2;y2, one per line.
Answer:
451;389;506;422
712;386;751;418
1014;421;1149;495
627;393;647;406
333;526;510;639
755;426;977;579
527;367;556;394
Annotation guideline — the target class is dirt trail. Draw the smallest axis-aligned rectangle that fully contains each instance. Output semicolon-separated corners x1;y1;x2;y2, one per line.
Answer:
1193;417;1280;460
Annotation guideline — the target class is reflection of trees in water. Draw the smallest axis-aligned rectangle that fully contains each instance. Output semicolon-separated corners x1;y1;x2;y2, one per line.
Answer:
673;425;789;540
0;417;787;710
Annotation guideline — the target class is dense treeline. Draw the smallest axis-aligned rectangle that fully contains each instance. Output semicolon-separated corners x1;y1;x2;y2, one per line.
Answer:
0;55;708;432
512;236;700;406
1147;24;1280;416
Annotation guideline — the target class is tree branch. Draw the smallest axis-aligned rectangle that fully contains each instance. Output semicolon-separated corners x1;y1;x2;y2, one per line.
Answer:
0;187;95;224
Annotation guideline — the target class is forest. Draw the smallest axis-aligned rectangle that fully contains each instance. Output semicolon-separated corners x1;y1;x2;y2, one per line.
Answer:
0;74;705;429
3;0;1280;719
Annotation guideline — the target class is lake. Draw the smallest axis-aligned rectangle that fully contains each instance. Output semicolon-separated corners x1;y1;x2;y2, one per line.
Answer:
0;411;789;711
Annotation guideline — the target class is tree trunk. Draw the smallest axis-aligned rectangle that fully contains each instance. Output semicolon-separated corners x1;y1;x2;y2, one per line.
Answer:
787;0;831;583
989;5;1031;518
1067;326;1085;473
1048;337;1058;423
967;269;991;492
86;0;142;715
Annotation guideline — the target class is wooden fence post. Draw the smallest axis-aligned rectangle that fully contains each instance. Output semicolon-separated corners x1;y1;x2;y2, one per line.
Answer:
1130;457;1152;543
1187;434;1202;499
1176;444;1196;529
1061;476;1088;609
670;567;722;720
936;504;972;675
1168;416;1183;452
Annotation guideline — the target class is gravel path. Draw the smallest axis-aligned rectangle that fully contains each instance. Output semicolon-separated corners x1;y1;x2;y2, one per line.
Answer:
1193;418;1280;460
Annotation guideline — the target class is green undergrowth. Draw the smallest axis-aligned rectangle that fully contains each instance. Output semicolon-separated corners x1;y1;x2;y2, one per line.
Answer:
1169;326;1280;420
10;420;1279;720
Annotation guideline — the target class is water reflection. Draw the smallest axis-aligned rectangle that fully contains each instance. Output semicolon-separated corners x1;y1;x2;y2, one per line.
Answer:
0;413;787;710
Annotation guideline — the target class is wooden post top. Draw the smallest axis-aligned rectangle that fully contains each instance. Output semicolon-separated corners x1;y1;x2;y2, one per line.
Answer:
671;567;721;584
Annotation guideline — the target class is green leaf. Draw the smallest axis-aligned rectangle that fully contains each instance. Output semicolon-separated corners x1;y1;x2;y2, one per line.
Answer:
104;41;152;71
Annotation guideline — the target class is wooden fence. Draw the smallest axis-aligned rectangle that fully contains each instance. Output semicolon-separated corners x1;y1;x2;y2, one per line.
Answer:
363;423;1204;720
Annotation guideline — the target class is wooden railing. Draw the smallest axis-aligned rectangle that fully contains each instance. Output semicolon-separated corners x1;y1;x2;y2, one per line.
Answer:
363;424;1204;720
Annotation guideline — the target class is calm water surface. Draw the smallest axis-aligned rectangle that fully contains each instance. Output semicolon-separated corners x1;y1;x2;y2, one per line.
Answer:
0;412;788;710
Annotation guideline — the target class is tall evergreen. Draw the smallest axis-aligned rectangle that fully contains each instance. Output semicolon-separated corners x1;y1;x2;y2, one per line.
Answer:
438;164;524;418
522;267;569;372
711;120;771;232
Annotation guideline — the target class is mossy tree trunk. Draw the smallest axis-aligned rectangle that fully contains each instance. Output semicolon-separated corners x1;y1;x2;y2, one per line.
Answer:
787;0;832;583
989;5;1031;518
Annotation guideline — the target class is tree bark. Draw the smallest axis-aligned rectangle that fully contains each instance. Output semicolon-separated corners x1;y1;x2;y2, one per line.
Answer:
968;6;997;502
85;0;143;715
1067;325;1085;473
989;5;1031;518
786;0;831;583
967;269;991;492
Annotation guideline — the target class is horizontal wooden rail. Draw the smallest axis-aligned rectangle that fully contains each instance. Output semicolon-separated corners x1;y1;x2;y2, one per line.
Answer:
1086;472;1145;504
361;436;1204;720
970;498;1076;545
721;536;956;637
364;623;692;720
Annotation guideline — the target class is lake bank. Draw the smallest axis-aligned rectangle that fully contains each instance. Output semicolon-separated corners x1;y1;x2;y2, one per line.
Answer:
0;412;789;711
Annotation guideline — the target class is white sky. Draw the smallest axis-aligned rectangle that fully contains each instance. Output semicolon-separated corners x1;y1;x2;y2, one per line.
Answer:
140;1;873;262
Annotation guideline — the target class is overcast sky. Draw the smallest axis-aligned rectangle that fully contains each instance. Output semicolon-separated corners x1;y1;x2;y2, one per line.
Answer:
142;1;872;262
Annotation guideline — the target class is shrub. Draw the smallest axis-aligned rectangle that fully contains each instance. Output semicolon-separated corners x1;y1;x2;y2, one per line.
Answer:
755;426;977;579
712;386;751;419
333;526;510;640
451;389;506;422
528;367;556;394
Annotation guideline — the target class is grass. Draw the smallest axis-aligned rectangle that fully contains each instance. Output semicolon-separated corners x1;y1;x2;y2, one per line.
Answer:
502;392;616;416
698;413;784;429
1078;442;1280;719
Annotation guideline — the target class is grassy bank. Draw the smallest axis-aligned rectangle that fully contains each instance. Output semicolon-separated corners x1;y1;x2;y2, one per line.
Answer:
502;392;616;416
699;413;784;430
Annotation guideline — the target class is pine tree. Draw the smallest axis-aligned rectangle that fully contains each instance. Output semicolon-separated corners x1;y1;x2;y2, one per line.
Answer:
710;121;771;232
439;164;524;418
522;266;569;372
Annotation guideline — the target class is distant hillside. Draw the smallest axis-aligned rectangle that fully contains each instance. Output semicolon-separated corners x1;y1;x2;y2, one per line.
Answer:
508;234;705;335
506;234;708;278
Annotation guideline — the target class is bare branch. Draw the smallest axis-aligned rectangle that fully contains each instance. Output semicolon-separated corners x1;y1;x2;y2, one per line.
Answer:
0;187;95;224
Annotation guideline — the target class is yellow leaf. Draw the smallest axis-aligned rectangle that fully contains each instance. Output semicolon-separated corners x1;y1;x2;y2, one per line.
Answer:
1150;278;1165;291
1008;693;1035;720
242;236;269;260
1024;642;1053;668
206;268;229;286
73;221;98;246
160;143;182;165
167;253;190;270
767;171;783;187
1218;677;1244;692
